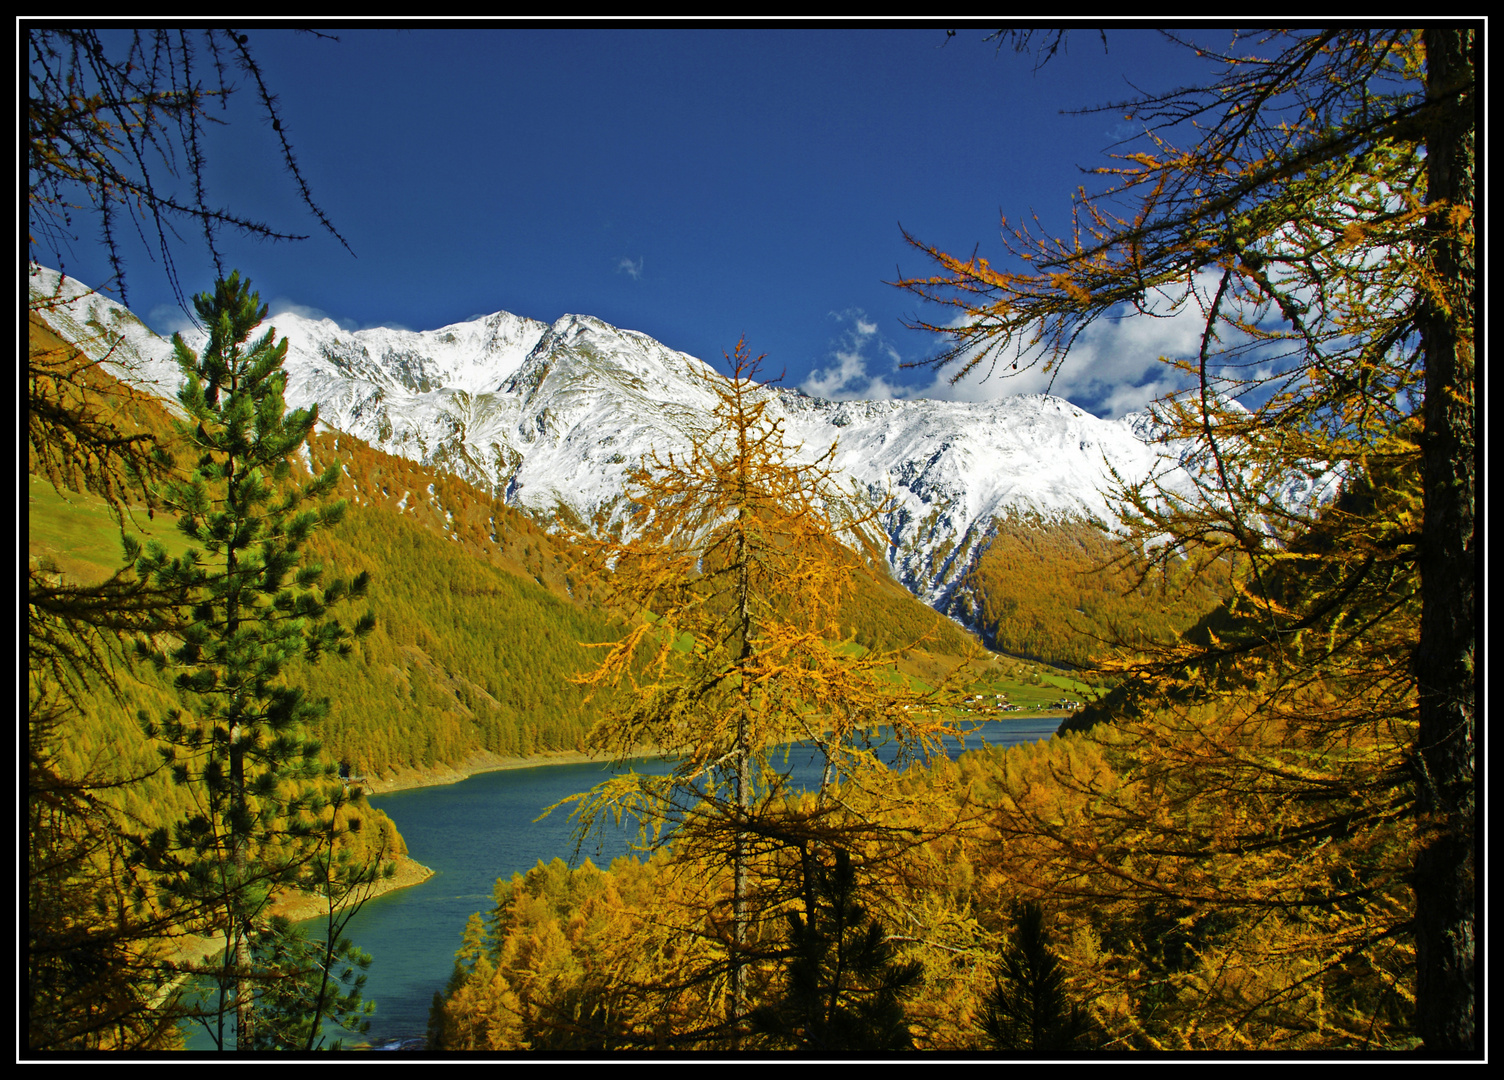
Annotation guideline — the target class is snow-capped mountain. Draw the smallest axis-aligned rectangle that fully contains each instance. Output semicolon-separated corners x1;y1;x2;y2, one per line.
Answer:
30;265;1269;625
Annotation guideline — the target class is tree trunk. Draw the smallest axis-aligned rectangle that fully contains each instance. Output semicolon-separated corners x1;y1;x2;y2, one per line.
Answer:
1413;26;1476;1055
730;469;753;1042
732;707;748;1042
231;724;254;1050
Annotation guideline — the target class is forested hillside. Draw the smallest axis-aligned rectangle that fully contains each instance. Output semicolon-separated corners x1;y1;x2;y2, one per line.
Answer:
951;516;1225;670
430;725;1417;1051
281;466;620;777
28;24;1472;1057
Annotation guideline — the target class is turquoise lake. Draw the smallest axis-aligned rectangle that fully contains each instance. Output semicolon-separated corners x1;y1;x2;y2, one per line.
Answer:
183;716;1061;1050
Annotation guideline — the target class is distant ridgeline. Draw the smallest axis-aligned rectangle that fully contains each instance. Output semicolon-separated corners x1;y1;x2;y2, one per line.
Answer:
29;266;1230;825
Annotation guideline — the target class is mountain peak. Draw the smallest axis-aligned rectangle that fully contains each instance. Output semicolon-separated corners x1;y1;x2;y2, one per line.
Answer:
31;265;1280;632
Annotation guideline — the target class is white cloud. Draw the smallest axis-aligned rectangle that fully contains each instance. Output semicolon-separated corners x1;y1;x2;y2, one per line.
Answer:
266;298;378;331
266;298;410;333
148;296;356;339
616;255;644;281
802;309;908;401
909;272;1225;418
800;274;1282;420
268;298;341;324
145;303;199;340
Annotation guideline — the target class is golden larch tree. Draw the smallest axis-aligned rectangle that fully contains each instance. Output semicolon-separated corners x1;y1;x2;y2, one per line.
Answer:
897;28;1473;1051
557;340;971;1045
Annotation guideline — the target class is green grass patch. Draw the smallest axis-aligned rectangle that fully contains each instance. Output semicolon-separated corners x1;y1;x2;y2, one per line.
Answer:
27;474;191;583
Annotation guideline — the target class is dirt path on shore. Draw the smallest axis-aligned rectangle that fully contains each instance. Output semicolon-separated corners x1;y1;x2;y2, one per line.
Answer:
265;854;437;922
353;746;645;795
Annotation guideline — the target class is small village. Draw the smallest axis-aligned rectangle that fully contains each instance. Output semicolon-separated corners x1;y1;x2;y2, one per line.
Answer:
959;693;1082;714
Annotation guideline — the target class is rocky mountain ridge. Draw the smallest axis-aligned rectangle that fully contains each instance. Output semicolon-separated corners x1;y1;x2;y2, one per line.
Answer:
31;264;1281;627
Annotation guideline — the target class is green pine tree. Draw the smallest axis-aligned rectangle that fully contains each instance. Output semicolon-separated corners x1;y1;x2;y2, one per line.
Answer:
134;272;378;1050
246;916;374;1051
749;846;923;1052
981;901;1095;1052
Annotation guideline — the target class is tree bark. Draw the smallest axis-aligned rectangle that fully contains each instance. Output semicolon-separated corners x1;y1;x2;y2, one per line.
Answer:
1413;26;1476;1055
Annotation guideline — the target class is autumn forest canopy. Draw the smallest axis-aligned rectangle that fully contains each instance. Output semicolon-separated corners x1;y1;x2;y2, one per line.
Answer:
26;27;1476;1055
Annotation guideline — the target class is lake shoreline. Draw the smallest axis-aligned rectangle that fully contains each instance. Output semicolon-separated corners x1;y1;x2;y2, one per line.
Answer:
168;750;630;967
356;747;622;796
355;713;1069;798
169;854;438;970
169;717;1065;1046
351;718;1070;806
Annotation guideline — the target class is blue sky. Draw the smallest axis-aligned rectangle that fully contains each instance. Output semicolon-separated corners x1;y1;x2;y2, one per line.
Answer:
40;25;1231;419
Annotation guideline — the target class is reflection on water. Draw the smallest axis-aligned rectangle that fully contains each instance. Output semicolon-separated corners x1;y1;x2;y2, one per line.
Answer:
183;718;1058;1049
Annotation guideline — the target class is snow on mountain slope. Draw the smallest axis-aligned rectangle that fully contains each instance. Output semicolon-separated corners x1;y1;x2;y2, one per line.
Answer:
776;392;1189;607
29;264;1249;625
29;265;186;405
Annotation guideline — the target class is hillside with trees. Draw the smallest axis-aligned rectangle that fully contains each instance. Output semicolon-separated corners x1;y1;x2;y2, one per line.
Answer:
27;296;1002;1051
950;514;1225;669
30;347;986;787
895;27;1473;1052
